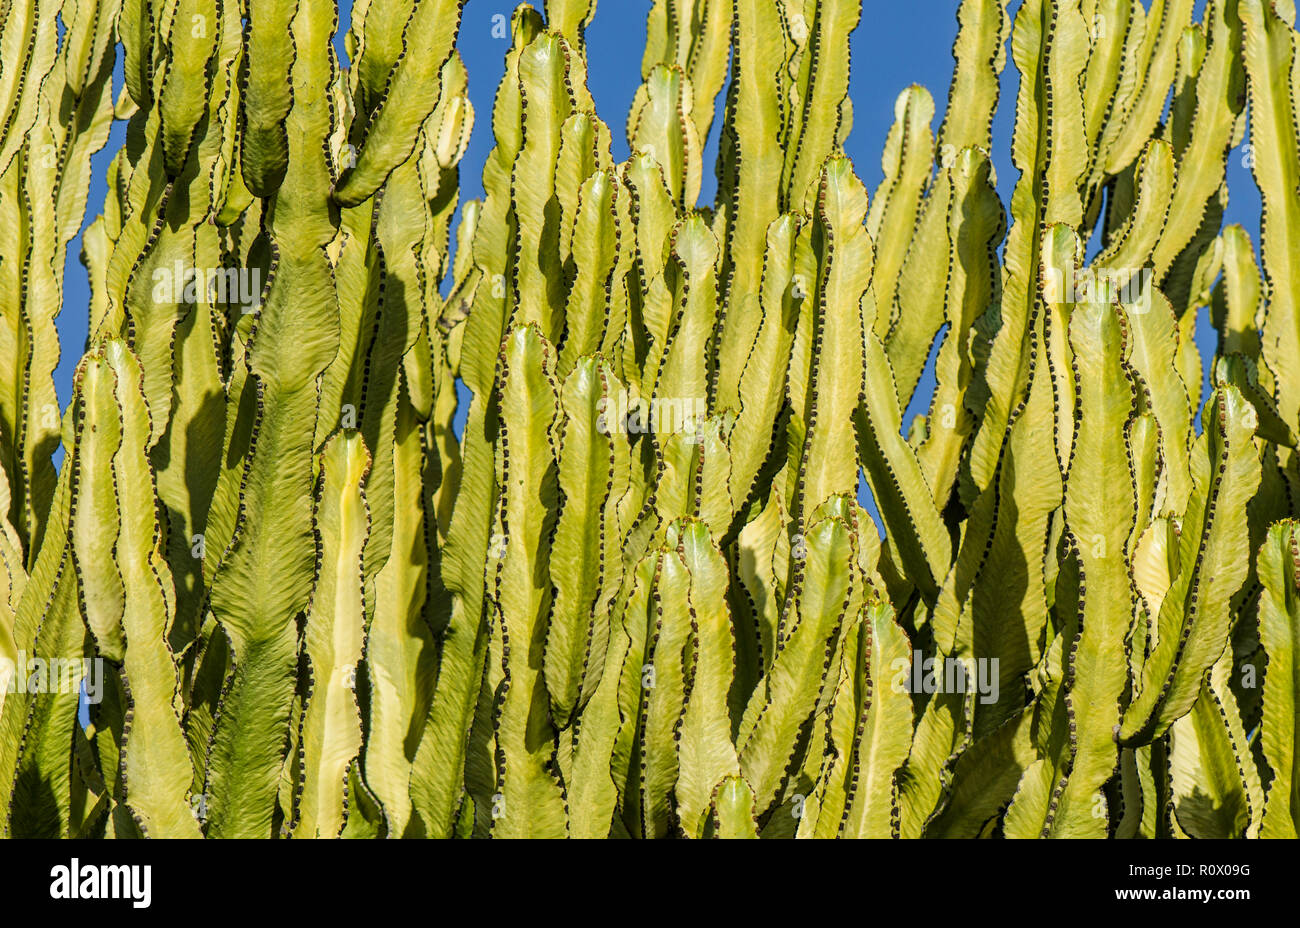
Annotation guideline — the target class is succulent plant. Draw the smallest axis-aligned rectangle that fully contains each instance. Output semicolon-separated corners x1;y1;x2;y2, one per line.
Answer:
0;0;1297;839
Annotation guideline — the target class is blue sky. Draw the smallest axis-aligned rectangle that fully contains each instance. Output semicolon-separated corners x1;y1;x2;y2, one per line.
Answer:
55;0;1260;485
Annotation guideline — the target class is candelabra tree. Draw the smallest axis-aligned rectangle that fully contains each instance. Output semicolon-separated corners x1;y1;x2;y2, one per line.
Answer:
0;0;1297;840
